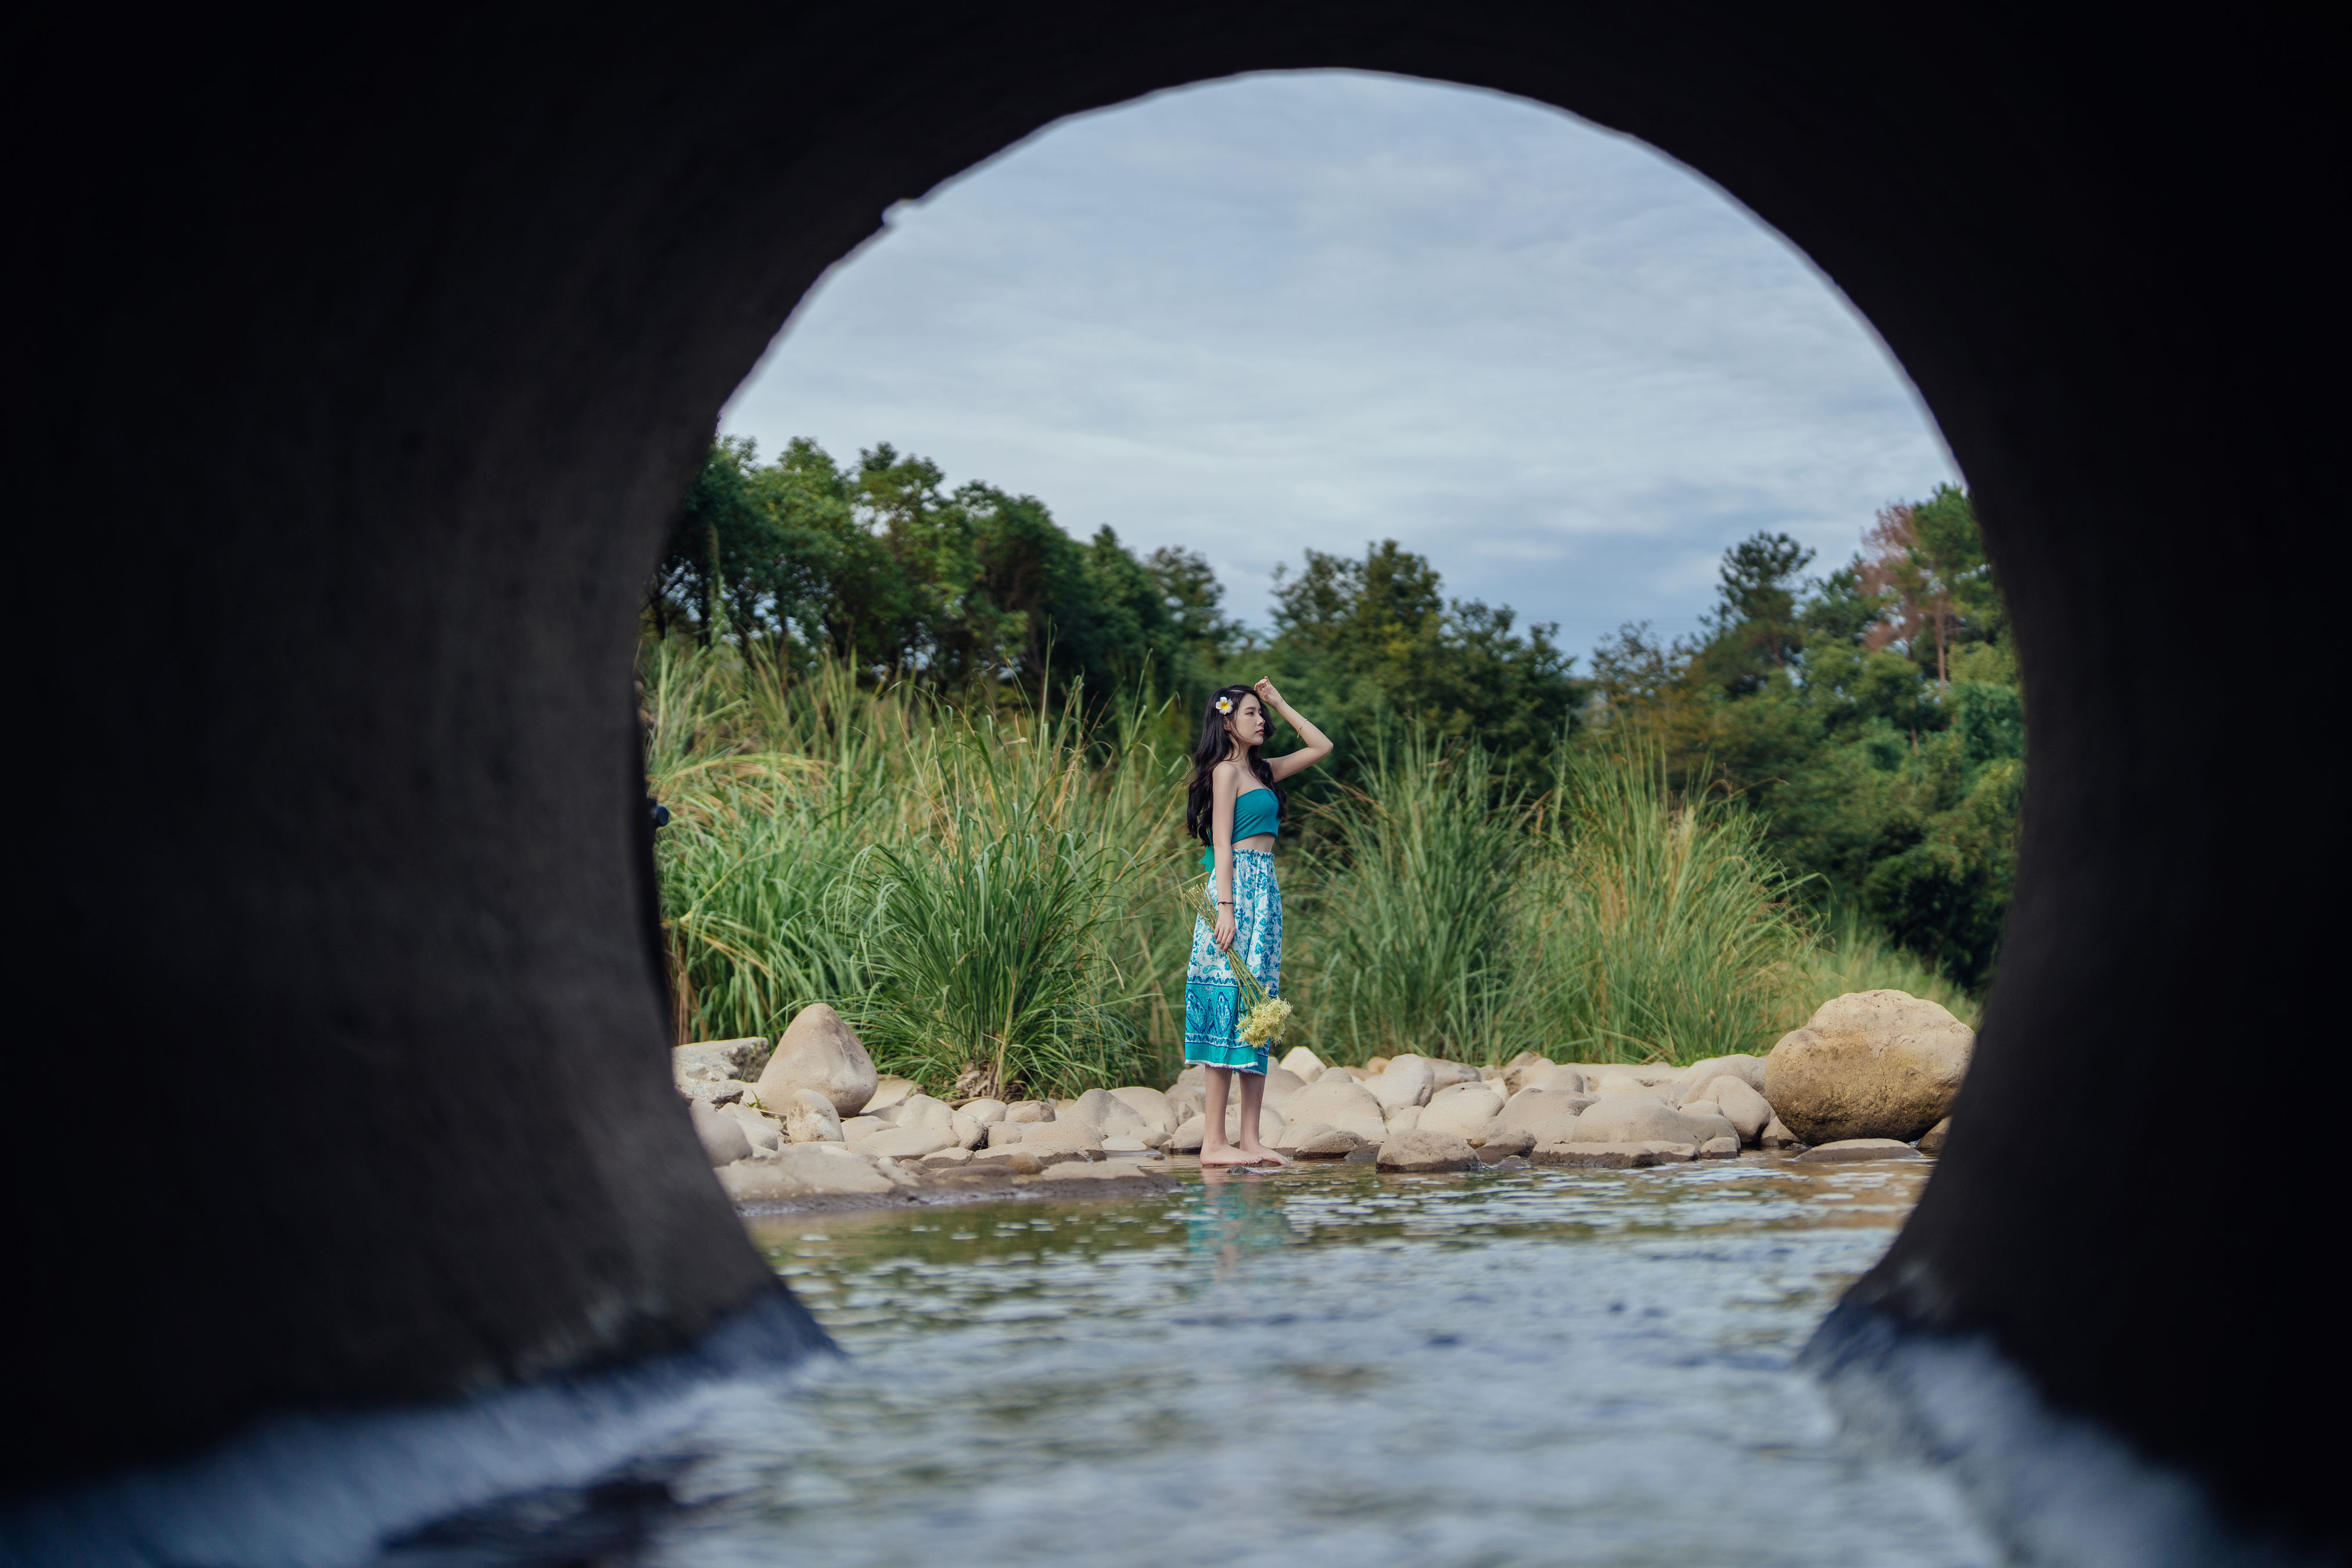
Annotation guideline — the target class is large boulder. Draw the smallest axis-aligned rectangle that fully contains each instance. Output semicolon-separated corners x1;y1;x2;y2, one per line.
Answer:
1363;1058;1435;1113
958;1097;1009;1126
1764;990;1973;1143
672;1037;769;1089
1688;1076;1773;1145
1375;1129;1480;1172
1477;1127;1534;1157
1281;1076;1389;1142
1277;1046;1325;1083
687;1099;752;1167
717;1143;899;1201
754;1004;879;1119
1420;1082;1504;1140
1163;1084;1207;1125
1570;1096;1732;1146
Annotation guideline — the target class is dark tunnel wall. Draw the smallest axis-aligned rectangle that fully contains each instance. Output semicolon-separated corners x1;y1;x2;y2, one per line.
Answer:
4;1;2335;1551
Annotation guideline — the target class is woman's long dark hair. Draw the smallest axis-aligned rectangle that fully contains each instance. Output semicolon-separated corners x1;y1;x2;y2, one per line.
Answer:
1185;685;1284;844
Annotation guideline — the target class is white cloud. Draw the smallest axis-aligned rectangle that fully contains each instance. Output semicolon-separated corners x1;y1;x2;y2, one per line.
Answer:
722;69;1958;651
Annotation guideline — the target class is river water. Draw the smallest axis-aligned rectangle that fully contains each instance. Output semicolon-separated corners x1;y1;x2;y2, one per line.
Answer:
386;1156;1995;1566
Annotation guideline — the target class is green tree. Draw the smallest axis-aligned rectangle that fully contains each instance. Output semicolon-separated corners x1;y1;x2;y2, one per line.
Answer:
1250;541;1582;785
1690;531;1815;695
649;436;817;646
1579;487;2021;990
1859;483;1997;684
1145;545;1248;677
647;436;1244;707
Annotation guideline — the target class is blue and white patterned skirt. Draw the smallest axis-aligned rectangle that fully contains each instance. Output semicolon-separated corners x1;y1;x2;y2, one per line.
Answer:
1184;848;1283;1074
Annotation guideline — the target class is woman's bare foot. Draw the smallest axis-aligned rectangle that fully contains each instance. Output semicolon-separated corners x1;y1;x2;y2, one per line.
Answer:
1200;1142;1261;1166
1236;1144;1290;1167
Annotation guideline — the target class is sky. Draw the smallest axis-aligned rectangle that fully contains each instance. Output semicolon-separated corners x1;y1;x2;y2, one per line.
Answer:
721;69;1960;652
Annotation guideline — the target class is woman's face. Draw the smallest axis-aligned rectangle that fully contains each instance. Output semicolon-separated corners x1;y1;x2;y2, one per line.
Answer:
1225;695;1267;748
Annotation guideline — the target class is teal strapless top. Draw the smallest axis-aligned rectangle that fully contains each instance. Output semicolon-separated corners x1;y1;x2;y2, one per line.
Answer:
1199;788;1280;866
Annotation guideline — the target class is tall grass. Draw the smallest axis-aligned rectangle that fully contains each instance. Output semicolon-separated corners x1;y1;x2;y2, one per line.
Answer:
1513;745;1815;1064
1287;735;1973;1067
849;705;1178;1098
647;642;1981;1089
645;649;911;1044
645;641;1189;1096
1302;733;1529;1062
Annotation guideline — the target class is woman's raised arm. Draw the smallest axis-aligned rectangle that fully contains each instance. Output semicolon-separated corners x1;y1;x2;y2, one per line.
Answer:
1254;678;1333;781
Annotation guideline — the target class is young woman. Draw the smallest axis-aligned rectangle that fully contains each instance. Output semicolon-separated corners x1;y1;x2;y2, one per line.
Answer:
1183;678;1333;1166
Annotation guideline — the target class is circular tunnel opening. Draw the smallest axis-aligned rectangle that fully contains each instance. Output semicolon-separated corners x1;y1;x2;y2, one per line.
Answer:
10;12;2329;1563
630;69;2012;1566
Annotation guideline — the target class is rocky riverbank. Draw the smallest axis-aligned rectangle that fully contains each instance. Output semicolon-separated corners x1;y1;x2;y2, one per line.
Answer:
677;991;1972;1210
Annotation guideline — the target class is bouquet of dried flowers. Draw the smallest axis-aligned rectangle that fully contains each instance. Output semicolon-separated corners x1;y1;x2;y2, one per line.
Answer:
1197;886;1294;1048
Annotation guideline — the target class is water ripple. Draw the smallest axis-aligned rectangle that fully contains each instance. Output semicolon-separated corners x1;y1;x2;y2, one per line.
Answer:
390;1156;1995;1566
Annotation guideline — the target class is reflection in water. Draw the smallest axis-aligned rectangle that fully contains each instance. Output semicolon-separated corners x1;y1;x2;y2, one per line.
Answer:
382;1158;1990;1567
1188;1168;1301;1278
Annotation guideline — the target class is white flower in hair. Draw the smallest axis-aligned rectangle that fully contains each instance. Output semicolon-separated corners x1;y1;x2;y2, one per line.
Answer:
1215;696;1233;713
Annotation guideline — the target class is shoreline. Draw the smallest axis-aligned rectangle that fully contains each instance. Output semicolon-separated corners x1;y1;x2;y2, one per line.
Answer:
728;1146;1929;1218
